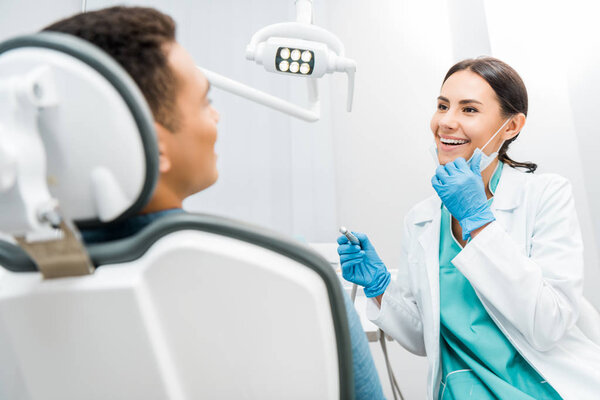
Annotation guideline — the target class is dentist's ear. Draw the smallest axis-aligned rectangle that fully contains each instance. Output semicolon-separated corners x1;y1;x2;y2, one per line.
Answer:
503;113;526;141
154;123;172;174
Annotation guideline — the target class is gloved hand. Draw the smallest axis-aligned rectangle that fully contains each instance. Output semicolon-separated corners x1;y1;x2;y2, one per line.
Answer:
431;152;495;240
337;232;391;298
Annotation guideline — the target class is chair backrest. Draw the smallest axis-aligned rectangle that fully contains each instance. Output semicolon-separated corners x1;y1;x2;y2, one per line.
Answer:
0;32;158;232
0;213;354;399
0;33;354;399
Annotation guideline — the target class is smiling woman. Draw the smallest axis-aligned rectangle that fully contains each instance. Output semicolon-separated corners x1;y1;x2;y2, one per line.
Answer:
338;56;600;400
430;58;532;204
436;57;535;173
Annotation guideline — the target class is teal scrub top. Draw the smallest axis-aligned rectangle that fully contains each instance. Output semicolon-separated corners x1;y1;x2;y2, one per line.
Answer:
438;162;562;400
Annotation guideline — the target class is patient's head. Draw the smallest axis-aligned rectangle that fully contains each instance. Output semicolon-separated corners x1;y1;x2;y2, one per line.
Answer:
43;7;220;212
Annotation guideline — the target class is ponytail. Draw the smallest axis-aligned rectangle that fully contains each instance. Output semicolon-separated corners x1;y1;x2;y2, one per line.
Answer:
498;135;537;173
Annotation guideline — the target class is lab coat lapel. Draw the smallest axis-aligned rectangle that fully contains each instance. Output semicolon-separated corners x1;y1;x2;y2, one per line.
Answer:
415;197;442;342
412;166;522;324
491;165;523;212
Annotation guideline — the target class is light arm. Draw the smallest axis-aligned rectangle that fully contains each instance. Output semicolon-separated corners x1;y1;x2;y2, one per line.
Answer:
199;67;320;122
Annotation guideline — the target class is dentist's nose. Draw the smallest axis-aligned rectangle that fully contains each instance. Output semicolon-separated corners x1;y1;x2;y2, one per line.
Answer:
438;111;459;131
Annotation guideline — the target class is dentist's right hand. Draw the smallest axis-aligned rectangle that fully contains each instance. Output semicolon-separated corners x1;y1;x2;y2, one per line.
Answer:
337;232;391;298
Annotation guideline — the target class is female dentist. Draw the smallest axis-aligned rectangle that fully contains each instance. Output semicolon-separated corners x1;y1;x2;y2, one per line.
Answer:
338;57;600;399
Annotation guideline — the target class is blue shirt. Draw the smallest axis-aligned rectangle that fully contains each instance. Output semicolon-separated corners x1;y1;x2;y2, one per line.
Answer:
438;162;562;399
81;208;184;244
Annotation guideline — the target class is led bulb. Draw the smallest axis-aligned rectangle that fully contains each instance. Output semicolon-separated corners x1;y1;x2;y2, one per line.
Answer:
279;60;290;72
279;48;290;59
290;62;300;73
300;63;311;74
301;51;312;62
291;49;301;61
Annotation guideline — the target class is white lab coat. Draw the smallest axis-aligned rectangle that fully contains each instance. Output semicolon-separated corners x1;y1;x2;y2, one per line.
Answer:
367;165;600;399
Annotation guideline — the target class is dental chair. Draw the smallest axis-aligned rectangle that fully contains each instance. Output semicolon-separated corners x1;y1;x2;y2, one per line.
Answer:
0;33;354;400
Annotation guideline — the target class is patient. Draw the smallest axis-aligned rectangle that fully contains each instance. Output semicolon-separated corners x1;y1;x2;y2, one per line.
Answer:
44;6;385;399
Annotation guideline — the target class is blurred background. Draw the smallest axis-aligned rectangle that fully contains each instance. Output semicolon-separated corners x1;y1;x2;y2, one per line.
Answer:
1;1;599;397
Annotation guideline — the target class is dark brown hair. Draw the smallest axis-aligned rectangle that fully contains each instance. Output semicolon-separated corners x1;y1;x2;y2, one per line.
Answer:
43;6;180;131
443;57;537;173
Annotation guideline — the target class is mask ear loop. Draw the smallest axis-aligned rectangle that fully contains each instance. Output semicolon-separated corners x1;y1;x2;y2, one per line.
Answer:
429;143;440;166
481;118;512;154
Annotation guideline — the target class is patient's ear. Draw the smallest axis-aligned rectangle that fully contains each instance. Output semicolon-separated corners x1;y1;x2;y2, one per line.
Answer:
154;122;172;174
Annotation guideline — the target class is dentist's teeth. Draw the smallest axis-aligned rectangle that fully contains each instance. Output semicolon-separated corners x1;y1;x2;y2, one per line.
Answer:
440;138;469;145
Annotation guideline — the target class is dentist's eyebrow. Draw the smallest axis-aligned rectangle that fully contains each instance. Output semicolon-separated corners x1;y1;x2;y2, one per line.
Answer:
459;99;483;105
437;96;483;105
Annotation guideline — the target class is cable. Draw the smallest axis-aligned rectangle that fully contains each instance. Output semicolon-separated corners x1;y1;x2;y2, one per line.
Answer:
379;330;404;400
81;0;87;13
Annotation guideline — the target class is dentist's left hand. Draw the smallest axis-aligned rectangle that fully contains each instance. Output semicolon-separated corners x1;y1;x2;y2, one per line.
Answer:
431;152;496;240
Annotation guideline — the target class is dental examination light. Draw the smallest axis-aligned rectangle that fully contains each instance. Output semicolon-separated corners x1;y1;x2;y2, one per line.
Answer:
200;0;356;122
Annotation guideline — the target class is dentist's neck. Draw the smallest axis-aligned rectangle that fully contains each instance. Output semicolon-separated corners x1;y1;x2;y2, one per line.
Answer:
481;158;499;199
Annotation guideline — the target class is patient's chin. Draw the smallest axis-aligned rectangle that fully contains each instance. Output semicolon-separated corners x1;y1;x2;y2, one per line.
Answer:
194;170;219;194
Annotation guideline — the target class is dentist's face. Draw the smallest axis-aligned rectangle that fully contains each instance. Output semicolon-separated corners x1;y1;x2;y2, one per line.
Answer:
430;70;507;165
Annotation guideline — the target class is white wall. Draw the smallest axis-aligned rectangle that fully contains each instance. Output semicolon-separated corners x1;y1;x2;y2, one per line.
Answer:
0;0;82;39
483;0;600;308
2;1;600;399
327;0;600;308
0;0;339;241
79;0;339;241
327;1;600;397
564;1;600;306
328;0;453;267
4;1;596;282
326;1;454;397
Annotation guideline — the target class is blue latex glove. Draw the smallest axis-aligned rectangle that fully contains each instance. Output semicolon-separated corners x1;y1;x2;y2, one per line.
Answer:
431;152;496;240
337;232;391;298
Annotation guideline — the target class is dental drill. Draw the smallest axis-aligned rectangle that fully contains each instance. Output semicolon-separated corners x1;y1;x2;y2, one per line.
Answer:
339;226;360;302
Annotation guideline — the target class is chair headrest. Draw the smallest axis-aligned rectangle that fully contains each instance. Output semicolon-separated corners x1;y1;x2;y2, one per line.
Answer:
0;32;158;232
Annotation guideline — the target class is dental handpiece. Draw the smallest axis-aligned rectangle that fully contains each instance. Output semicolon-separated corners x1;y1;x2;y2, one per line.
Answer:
339;226;360;245
339;226;360;302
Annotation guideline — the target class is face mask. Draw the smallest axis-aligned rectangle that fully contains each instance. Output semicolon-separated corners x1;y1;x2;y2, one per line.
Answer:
430;118;511;171
429;142;440;167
